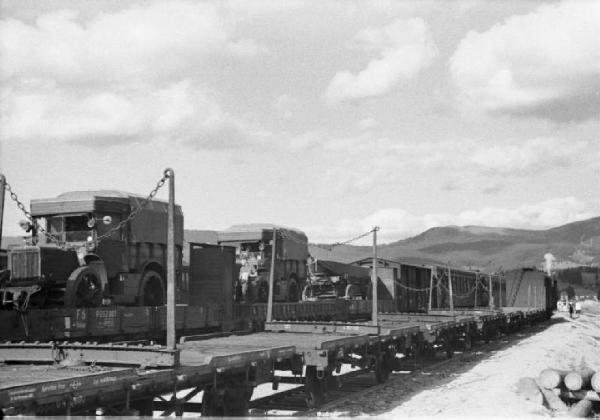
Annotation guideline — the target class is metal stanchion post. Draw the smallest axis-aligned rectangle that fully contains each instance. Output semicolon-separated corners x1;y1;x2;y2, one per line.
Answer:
166;168;176;350
267;228;277;323
371;227;379;326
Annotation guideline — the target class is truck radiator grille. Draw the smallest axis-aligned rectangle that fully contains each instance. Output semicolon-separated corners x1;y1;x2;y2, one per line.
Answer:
8;246;41;282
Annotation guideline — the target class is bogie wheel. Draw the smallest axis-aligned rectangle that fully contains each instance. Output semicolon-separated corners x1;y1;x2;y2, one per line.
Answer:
305;366;325;408
140;270;165;306
288;279;299;302
64;266;104;307
257;281;269;303
201;388;223;417
223;384;253;416
375;353;392;383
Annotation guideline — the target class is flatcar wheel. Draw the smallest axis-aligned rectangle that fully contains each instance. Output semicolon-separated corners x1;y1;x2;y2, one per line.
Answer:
463;333;473;351
201;388;223;416
305;366;325;408
223;384;252;416
375;353;392;383
64;266;103;307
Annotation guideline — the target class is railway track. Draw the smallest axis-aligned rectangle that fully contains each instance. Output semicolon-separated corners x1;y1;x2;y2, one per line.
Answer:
249;319;552;416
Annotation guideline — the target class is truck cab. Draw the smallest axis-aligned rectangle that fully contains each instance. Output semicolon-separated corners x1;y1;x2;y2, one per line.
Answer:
0;191;183;308
217;224;308;302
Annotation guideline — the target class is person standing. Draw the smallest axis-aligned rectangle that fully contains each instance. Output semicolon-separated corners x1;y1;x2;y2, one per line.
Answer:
568;301;574;319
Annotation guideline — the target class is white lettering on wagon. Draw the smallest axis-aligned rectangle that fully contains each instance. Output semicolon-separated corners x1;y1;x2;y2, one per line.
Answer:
92;376;118;386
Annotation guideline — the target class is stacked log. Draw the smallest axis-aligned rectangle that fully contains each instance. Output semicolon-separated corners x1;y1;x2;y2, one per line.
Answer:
517;367;600;418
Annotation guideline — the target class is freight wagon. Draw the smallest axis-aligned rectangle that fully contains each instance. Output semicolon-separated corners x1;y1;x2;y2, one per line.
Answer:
354;257;508;312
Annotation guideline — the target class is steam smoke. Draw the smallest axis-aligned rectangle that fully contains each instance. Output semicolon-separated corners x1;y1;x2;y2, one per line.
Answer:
544;253;555;276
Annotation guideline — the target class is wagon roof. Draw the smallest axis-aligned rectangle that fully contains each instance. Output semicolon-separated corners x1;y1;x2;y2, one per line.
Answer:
30;190;181;216
218;223;307;242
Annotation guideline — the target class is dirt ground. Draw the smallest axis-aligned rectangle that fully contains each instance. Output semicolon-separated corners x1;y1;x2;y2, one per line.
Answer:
320;301;600;418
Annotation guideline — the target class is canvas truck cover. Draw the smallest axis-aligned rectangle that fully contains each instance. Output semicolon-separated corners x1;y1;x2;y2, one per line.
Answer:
316;260;370;281
218;223;308;261
30;191;183;245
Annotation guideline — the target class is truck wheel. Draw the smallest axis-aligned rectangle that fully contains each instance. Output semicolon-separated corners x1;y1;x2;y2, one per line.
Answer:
140;270;165;306
288;280;299;302
345;284;358;299
302;285;313;301
257;282;269;303
64;266;103;307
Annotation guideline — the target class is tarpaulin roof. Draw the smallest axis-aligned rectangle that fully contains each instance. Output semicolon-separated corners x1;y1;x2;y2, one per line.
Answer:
316;259;370;280
218;224;307;243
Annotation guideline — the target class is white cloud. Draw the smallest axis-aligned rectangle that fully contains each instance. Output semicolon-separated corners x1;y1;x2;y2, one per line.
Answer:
358;117;379;130
325;17;437;103
320;136;593;194
1;80;248;148
0;2;266;147
450;0;600;121
308;197;595;243
0;2;265;85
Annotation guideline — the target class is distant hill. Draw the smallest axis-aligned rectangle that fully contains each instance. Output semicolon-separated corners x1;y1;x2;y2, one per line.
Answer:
310;217;600;271
3;217;600;271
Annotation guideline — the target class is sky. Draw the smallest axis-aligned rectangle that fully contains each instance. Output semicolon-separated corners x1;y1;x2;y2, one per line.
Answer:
0;0;598;245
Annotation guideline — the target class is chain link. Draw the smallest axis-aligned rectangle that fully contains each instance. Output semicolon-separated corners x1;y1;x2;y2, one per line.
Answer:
95;170;170;244
4;181;65;247
311;228;377;251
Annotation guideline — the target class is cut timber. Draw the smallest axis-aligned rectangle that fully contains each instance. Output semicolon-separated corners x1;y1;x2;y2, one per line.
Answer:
538;369;568;390
566;398;593;418
564;368;595;391
591;371;600;392
515;377;543;405
536;384;567;413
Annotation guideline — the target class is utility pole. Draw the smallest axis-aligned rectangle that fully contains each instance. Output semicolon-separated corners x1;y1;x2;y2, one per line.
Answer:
0;174;5;250
371;226;379;326
474;272;478;308
266;228;277;323
447;263;454;313
488;274;493;310
166;168;176;350
428;268;434;312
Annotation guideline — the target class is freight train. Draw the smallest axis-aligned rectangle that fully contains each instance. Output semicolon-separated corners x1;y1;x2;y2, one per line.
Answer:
0;185;556;333
354;257;554;314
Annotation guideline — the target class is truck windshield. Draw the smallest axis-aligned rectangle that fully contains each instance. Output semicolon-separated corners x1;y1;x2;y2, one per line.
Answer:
47;215;93;242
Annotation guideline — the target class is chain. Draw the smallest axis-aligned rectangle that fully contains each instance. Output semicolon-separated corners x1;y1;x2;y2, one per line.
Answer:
96;170;170;244
437;279;478;298
311;228;377;251
4;180;65;247
394;279;433;292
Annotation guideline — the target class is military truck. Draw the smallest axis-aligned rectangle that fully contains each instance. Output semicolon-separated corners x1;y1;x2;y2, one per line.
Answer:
217;224;308;302
0;191;183;308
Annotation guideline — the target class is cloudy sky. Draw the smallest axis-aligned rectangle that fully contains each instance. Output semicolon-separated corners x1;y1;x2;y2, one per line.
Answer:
1;0;598;244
